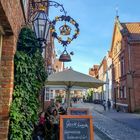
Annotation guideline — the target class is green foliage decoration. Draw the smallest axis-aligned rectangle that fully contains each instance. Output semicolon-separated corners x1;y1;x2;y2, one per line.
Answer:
55;95;62;103
9;27;47;140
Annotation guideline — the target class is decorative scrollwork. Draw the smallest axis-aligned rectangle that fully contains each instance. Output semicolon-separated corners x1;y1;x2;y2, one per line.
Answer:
48;1;67;15
28;0;67;22
51;15;80;46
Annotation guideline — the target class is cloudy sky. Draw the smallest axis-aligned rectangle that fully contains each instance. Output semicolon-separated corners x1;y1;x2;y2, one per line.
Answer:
49;0;140;74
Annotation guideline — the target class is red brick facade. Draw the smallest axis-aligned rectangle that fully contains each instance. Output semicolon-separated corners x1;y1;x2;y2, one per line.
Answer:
0;0;25;139
111;17;140;112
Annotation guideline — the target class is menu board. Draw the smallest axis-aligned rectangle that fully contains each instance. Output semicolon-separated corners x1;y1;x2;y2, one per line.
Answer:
60;115;94;140
67;108;90;115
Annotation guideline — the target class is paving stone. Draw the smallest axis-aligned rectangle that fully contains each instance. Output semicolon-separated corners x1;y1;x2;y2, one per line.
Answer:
73;103;140;140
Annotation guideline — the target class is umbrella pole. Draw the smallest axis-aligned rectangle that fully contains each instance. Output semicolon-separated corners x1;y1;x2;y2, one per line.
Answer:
66;86;71;108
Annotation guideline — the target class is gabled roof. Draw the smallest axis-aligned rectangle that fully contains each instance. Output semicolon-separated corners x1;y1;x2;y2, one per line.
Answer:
121;22;140;41
110;17;140;52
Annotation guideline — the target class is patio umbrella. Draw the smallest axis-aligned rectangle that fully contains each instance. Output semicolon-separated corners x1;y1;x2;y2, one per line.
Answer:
46;69;104;107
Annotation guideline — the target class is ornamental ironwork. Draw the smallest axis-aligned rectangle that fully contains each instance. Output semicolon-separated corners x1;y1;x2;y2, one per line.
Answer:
51;15;80;46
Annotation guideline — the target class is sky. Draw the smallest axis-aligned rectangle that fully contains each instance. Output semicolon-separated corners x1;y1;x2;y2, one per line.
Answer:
49;0;140;74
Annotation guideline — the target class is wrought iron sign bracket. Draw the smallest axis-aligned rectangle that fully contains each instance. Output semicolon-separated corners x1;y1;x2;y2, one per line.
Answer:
28;0;67;22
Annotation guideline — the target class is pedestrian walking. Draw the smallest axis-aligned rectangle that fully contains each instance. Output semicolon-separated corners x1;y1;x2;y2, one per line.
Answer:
107;99;111;110
102;100;106;111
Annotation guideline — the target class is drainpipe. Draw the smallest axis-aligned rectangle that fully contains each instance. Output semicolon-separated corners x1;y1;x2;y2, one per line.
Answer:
127;40;135;112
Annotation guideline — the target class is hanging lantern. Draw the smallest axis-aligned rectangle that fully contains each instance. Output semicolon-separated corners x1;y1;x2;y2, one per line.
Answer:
59;48;71;62
32;5;50;47
59;24;71;35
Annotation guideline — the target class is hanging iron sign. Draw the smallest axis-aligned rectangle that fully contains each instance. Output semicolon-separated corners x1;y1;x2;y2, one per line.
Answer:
51;15;80;46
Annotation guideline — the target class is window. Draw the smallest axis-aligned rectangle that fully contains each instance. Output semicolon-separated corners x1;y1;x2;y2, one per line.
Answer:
118;61;121;77
45;88;54;101
0;34;2;61
45;89;50;101
120;87;123;98
117;87;119;98
121;86;127;99
121;57;125;76
113;47;117;56
124;86;126;98
117;41;121;53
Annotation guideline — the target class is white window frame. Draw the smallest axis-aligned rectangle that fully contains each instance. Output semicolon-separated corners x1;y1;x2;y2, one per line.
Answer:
124;86;127;98
45;88;54;101
117;87;119;98
45;88;50;101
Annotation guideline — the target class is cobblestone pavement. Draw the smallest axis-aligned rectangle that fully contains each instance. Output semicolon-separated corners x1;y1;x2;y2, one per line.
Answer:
73;102;140;140
94;131;102;140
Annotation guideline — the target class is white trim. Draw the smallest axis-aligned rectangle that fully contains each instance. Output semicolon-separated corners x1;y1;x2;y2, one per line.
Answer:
115;102;128;107
21;0;28;18
124;86;126;98
45;88;52;101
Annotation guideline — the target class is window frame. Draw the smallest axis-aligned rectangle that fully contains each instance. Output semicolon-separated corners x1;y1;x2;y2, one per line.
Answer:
45;88;54;101
124;86;127;99
121;57;125;76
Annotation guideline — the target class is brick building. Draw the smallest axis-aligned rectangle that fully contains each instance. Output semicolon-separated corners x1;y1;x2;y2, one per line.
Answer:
89;59;107;101
111;16;140;112
0;0;26;139
97;57;107;100
89;65;99;78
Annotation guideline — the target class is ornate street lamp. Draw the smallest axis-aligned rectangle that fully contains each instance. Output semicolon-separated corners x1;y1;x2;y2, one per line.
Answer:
28;0;67;48
28;0;79;61
32;5;51;48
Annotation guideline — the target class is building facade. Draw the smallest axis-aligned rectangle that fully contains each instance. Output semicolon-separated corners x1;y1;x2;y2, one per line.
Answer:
0;0;26;139
97;57;107;101
104;51;113;107
111;17;140;112
89;65;100;100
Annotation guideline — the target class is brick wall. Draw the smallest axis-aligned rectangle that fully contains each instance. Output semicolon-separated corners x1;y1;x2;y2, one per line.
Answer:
0;0;24;139
131;43;140;111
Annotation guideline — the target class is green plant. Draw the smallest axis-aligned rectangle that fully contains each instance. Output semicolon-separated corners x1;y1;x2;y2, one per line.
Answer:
87;89;93;102
55;95;62;103
9;27;47;140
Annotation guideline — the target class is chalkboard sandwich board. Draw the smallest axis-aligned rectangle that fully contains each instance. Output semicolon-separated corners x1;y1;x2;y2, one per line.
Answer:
67;108;90;115
60;115;94;140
